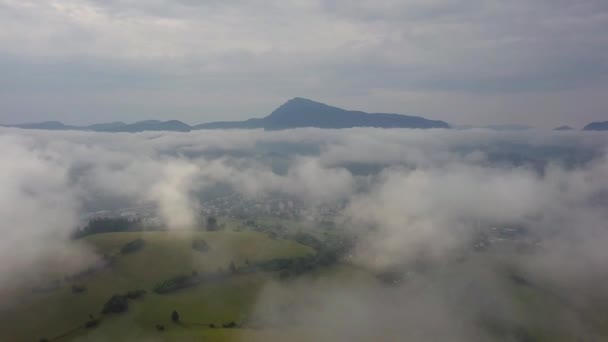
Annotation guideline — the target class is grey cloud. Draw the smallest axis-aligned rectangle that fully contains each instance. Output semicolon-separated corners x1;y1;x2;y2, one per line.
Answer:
0;133;97;302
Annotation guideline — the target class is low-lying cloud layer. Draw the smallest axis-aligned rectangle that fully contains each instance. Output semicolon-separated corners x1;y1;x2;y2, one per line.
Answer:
1;127;608;339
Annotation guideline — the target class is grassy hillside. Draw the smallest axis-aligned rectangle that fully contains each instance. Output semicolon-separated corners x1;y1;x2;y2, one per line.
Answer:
1;227;604;341
0;230;314;341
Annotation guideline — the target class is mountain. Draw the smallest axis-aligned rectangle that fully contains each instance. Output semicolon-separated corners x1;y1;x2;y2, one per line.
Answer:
554;125;574;131
2;98;449;133
9;121;78;130
193;118;264;130
2;120;190;132
583;121;608;131
196;97;449;130
106;120;191;132
85;122;127;131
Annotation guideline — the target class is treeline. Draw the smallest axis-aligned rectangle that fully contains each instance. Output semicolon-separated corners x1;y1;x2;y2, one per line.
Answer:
292;232;325;251
33;255;113;294
154;274;201;294
120;238;145;254
101;289;146;314
153;255;335;295
154;271;229;294
240;249;342;279
38;289;146;341
72;217;144;238
192;239;210;253
248;230;355;279
66;255;113;282
35;237;145;297
73;215;223;238
239;220;353;257
154;234;354;294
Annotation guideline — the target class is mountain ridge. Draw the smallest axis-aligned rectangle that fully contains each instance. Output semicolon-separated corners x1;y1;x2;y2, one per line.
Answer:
0;97;463;132
2;120;192;132
583;121;608;131
4;99;605;133
554;125;575;131
4;100;604;132
257;97;449;130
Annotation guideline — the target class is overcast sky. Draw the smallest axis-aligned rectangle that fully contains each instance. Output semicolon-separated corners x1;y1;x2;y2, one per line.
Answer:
1;0;607;127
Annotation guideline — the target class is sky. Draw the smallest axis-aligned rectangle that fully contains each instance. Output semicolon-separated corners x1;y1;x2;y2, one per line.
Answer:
0;0;607;128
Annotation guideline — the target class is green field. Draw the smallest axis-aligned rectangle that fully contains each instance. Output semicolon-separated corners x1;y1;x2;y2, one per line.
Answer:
0;230;315;341
1;225;606;342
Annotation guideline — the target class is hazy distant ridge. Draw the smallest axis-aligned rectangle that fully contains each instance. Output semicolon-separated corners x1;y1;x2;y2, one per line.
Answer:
196;97;450;130
583;121;608;131
5;98;605;132
2;98;449;132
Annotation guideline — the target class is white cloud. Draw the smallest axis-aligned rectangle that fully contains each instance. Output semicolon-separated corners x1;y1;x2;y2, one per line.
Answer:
147;159;201;228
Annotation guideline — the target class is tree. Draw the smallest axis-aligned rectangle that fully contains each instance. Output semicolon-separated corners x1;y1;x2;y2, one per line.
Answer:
85;313;99;329
171;310;180;323
125;289;146;299
85;318;99;329
206;217;218;231
102;294;129;314
223;321;237;328
229;261;237;274
192;239;210;253
72;284;87;293
73;217;142;238
120;238;145;254
154;274;195;294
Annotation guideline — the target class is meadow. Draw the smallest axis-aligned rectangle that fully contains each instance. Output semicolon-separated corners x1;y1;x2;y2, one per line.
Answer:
0;229;314;341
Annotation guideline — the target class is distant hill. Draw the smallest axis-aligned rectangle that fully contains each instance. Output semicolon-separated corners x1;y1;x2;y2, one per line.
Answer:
554;125;574;131
583;121;608;131
3;120;191;132
2;97;449;132
482;124;534;131
103;120;191;132
9;121;78;130
193;118;264;130
85;122;127;131
197;97;450;130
